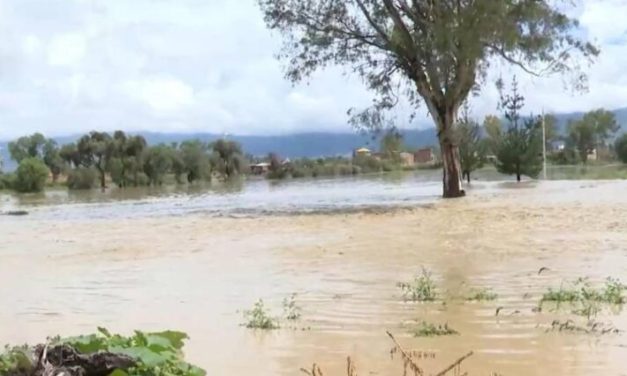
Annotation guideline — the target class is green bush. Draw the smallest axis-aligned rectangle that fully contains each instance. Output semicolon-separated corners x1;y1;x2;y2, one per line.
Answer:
353;155;382;173
549;148;580;165
14;158;49;193
67;168;97;190
0;173;16;190
615;134;627;164
290;167;307;178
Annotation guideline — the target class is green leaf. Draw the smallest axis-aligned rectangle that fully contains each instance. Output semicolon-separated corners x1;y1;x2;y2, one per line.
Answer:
108;346;167;368
97;327;112;338
61;334;107;353
146;331;188;350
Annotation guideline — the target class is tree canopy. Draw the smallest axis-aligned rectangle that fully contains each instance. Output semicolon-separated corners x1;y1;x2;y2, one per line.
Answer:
568;109;619;163
258;0;598;197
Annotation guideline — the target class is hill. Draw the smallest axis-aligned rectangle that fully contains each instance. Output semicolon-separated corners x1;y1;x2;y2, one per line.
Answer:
2;107;627;172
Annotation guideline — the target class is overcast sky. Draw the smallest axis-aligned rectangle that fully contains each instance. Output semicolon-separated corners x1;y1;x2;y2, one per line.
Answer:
0;0;626;140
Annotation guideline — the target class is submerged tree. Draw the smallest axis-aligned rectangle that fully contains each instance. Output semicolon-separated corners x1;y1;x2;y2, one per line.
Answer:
258;0;598;198
77;131;114;190
491;78;542;182
456;107;486;183
210;139;246;179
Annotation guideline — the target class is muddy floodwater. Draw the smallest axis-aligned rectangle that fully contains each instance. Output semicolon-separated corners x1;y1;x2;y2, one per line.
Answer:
2;177;627;375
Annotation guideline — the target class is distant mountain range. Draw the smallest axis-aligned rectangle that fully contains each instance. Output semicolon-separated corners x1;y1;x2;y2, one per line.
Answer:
2;107;627;172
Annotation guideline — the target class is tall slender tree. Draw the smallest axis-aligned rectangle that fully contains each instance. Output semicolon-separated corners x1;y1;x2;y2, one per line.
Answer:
258;0;598;197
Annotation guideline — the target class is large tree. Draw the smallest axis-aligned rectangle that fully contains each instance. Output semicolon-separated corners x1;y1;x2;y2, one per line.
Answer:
567;109;619;163
77;131;114;190
258;0;598;197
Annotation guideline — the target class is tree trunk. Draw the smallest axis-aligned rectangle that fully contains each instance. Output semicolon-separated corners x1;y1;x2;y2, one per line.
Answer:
100;172;106;190
437;110;465;198
466;171;471;184
516;172;521;182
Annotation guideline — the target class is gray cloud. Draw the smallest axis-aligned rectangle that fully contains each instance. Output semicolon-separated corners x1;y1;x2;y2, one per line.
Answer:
0;0;625;140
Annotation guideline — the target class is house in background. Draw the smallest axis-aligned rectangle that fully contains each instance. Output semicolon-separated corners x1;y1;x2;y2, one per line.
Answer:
353;147;372;158
250;162;270;175
414;148;435;165
399;152;415;166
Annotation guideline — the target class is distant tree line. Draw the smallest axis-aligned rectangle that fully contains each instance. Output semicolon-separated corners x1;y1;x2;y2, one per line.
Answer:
0;131;247;193
457;77;625;183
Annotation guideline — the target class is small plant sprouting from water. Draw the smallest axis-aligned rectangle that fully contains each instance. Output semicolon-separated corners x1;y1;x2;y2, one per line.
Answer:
242;299;280;329
465;288;498;302
410;321;459;337
397;267;437;302
283;293;302;321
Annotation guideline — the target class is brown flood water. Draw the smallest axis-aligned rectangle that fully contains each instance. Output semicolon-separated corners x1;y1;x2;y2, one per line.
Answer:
2;180;627;375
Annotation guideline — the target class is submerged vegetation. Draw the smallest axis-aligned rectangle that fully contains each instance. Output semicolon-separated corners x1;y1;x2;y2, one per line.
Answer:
242;295;303;330
409;322;459;337
397;268;437;302
0;328;205;375
541;277;626;306
465;288;498;302
242;299;280;330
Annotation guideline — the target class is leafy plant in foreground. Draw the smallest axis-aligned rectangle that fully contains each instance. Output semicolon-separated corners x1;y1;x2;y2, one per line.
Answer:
397;268;437;302
0;328;205;376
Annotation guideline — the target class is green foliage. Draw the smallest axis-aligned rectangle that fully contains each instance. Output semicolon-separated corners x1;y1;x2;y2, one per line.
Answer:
541;277;626;322
242;299;280;329
353;155;382;173
465;288;498;302
67;167;97;190
0;328;205;376
178;141;210;183
568;109;619;163
109;132;148;187
379;130;404;161
397;268;437;302
541;277;626;305
210;139;246;179
410;322;458;337
0;173;16;190
59;142;82;168
549;148;580;165
143;145;174;186
615;134;627;164
259;0;597;196
42;139;64;182
14;158;49;193
77;131;114;189
8;133;46;163
457;108;487;183
282;294;302;321
491;78;543;181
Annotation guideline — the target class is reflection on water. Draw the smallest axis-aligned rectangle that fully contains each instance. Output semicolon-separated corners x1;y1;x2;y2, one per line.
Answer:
1;178;627;375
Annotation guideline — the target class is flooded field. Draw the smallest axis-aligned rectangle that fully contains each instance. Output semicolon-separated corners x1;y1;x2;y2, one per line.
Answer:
2;178;627;375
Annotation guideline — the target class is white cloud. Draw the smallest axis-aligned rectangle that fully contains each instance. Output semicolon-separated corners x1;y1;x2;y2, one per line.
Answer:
47;33;87;67
123;78;195;113
0;0;625;140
